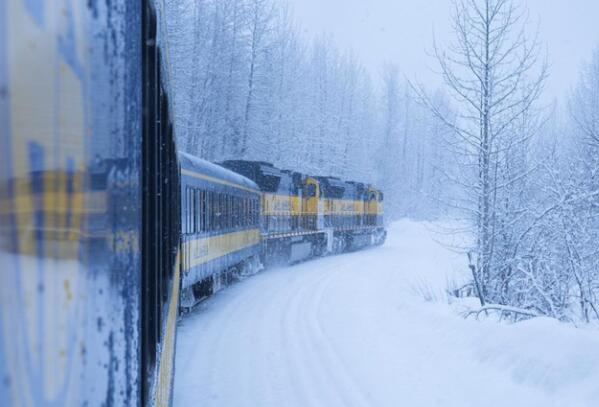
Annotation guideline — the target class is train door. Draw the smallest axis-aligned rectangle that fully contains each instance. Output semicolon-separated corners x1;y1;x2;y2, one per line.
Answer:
303;177;320;230
142;1;180;405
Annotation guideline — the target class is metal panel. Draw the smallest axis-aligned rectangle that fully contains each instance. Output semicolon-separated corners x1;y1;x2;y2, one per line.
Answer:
0;1;142;405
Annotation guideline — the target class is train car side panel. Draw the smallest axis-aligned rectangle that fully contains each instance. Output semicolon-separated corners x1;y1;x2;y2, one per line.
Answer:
179;154;261;307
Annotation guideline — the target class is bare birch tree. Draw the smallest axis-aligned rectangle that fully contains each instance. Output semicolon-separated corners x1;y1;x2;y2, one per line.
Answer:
415;0;547;305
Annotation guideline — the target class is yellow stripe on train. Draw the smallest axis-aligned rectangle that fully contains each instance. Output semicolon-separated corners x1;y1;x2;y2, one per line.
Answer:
261;194;383;217
183;229;261;270
154;251;181;407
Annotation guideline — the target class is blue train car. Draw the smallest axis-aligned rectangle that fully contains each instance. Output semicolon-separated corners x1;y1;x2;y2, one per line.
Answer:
179;153;262;308
0;1;179;406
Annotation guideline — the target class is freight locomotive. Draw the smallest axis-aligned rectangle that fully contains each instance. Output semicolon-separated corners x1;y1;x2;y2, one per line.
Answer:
0;1;385;406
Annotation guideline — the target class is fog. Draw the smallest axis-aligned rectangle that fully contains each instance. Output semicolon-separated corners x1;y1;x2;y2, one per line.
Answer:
283;0;599;102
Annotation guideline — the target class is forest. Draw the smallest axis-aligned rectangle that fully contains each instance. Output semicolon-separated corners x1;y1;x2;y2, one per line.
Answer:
162;0;599;324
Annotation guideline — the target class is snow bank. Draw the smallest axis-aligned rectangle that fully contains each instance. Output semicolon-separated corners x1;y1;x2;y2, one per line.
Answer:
174;219;599;406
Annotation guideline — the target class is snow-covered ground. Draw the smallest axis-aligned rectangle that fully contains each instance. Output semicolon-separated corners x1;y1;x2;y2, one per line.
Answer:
174;220;599;407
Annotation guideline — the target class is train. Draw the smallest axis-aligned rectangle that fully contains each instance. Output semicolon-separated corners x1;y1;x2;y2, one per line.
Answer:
178;155;386;309
0;1;385;406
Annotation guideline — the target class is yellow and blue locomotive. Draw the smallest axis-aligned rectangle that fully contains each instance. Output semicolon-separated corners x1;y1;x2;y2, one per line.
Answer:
221;161;387;266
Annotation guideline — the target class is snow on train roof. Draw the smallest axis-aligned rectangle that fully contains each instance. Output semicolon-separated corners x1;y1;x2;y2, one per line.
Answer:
179;152;260;192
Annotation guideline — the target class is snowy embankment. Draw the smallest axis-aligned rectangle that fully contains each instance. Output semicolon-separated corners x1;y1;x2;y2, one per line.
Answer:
174;220;599;407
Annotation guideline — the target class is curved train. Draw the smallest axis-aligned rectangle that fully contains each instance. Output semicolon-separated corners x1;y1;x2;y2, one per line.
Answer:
178;155;386;309
0;1;385;406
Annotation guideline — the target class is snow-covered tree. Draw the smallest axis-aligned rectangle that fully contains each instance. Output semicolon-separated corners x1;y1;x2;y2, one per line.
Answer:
416;0;548;306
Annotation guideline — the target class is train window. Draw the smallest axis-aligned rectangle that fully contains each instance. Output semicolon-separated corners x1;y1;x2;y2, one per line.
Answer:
245;198;250;226
198;189;202;231
222;193;226;231
220;193;225;231
217;193;222;231
213;191;218;231
227;194;230;229
223;194;227;230
232;196;237;228
228;194;232;229
241;197;245;227
224;194;229;230
225;194;229;230
228;195;231;230
198;190;202;231
219;192;222;230
204;191;208;232
188;189;192;234
212;192;219;231
190;189;194;233
206;191;211;232
224;194;228;230
213;192;218;231
209;191;214;232
200;190;206;232
193;189;198;233
242;197;246;227
184;188;189;234
231;196;235;228
240;198;244;227
231;195;236;228
184;188;188;234
237;196;242;228
232;196;236;228
206;191;210;231
235;197;243;227
187;187;192;234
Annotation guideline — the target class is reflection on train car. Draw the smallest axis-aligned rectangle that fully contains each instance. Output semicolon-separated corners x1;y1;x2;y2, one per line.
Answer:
0;1;387;406
0;1;180;406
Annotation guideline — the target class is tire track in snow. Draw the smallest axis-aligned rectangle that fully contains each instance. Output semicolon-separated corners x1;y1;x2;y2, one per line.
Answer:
308;263;375;407
280;255;373;407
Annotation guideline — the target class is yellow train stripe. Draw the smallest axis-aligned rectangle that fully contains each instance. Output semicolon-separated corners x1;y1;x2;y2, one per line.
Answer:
154;251;181;407
181;169;259;194
183;229;261;270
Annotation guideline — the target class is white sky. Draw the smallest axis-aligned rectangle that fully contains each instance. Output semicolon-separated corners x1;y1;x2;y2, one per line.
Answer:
282;0;599;101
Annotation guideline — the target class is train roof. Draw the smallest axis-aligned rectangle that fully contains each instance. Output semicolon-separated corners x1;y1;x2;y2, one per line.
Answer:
179;152;260;193
220;160;296;193
218;159;383;198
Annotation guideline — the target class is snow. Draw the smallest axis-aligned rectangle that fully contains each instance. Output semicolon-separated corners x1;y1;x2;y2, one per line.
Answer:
174;220;599;406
